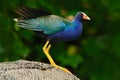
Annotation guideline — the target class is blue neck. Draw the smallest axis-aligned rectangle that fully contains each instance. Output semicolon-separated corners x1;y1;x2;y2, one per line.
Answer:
70;19;83;38
72;18;82;30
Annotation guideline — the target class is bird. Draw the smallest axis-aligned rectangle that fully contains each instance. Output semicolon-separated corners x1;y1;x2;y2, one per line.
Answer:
14;7;90;73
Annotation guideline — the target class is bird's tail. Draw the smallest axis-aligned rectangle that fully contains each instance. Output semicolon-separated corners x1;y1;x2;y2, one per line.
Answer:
13;7;51;30
13;17;35;28
14;7;51;19
13;17;47;38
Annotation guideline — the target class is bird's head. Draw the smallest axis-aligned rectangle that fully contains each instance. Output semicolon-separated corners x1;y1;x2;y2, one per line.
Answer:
75;12;90;21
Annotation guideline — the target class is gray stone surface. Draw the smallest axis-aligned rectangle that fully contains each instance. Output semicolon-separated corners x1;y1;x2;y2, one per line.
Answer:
0;60;80;80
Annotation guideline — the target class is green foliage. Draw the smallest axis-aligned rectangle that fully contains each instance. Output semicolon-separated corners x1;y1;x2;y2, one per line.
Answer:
0;0;120;80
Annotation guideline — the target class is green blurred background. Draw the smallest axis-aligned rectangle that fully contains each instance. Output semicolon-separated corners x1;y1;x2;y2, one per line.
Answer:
0;0;120;80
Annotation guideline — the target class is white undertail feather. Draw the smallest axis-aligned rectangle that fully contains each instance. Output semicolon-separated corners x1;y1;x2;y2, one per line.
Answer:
13;18;18;22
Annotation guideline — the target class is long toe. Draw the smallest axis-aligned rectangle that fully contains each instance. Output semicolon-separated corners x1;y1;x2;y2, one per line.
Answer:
52;64;71;74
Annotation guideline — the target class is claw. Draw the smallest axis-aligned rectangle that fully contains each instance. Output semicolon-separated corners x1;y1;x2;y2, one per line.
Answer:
52;64;71;74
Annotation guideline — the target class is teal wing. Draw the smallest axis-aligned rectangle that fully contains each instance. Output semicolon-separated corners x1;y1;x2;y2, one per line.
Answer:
14;7;68;35
17;15;66;34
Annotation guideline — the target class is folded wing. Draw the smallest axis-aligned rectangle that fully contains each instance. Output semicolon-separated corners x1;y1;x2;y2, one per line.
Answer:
14;7;67;35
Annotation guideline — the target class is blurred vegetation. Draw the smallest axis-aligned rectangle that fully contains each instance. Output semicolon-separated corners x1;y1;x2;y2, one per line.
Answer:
0;0;120;80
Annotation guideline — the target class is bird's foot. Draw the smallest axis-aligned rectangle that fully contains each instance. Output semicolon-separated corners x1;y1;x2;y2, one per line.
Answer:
51;64;71;74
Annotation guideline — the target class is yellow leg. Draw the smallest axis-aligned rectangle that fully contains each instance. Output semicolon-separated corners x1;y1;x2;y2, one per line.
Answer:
43;41;71;74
